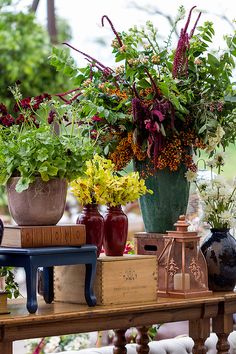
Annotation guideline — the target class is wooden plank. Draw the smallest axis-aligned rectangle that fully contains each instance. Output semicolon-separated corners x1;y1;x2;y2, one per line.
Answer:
0;341;12;354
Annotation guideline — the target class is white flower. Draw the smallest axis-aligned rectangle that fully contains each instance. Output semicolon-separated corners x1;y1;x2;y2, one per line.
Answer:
206;159;216;168
212;174;226;186
205;126;225;153
185;170;197;182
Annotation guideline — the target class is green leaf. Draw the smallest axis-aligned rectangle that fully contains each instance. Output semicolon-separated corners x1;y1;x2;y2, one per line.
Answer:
207;53;220;67
137;79;151;89
224;95;236;103
15;177;30;193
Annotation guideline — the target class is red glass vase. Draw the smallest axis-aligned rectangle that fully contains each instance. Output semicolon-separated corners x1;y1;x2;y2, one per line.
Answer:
103;205;128;256
76;204;104;257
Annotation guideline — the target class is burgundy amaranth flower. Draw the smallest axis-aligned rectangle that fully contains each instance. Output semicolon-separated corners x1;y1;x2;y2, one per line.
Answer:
63;42;113;78
15;113;25;125
144;119;160;133
55;87;82;104
0;113;15;127
0;103;7;115
144;69;162;98
90;129;98;139
172;6;201;78
48;110;56;124
92;115;103;122
14;97;31;112
33;93;52;110
101;15;123;47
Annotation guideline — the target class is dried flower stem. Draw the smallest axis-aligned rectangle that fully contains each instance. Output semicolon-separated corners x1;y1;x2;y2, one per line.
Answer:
63;42;108;69
101;15;123;47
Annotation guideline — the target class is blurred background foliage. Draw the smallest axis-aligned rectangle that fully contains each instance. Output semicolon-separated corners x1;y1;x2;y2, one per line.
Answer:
0;0;72;109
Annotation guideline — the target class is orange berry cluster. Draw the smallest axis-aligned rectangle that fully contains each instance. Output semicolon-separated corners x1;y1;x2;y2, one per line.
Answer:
153;129;201;172
109;134;133;170
127;132;146;161
106;87;128;100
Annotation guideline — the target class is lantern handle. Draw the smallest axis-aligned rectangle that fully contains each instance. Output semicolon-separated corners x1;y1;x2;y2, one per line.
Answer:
196;158;206;170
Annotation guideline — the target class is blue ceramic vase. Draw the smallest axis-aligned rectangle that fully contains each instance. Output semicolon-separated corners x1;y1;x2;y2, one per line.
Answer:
201;228;236;291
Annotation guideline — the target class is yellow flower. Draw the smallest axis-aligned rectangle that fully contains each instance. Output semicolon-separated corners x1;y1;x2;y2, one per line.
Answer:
70;154;152;206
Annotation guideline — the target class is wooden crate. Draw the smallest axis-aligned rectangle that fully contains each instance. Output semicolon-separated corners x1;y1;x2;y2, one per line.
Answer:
54;254;157;305
134;232;165;258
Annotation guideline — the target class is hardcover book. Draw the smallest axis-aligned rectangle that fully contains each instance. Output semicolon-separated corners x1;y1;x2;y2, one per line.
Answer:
1;224;86;248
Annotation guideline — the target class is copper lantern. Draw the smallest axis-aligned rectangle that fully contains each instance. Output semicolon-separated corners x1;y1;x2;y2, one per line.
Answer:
157;215;212;298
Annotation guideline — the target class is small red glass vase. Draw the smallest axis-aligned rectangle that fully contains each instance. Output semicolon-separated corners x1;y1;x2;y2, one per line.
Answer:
103;205;128;256
76;204;104;257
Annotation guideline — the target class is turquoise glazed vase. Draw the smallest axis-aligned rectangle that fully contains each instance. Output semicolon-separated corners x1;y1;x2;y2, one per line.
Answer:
201;228;236;291
133;159;190;233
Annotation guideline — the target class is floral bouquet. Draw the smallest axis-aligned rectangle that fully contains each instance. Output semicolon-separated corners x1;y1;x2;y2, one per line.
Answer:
186;154;236;229
70;154;152;206
51;5;236;174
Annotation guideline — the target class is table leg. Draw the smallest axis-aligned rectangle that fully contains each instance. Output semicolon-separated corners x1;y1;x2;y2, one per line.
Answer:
24;262;38;313
42;267;54;304
113;329;127;354
0;341;13;354
212;312;233;354
189;318;210;354
84;262;97;306
136;326;150;353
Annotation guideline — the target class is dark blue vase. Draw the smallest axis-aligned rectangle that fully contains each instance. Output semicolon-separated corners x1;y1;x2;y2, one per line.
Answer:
201;228;236;291
0;218;4;245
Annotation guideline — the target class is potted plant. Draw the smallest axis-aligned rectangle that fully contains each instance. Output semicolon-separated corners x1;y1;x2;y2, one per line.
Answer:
70;154;152;256
51;5;236;233
0;84;95;225
186;154;236;291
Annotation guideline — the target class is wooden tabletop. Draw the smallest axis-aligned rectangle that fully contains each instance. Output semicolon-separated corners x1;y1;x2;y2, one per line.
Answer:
0;294;228;339
0;293;236;354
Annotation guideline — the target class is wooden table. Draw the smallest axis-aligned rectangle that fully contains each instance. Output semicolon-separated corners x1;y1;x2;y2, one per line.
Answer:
0;293;235;354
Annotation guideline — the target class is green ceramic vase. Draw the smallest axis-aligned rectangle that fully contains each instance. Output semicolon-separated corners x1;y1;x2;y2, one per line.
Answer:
133;159;190;233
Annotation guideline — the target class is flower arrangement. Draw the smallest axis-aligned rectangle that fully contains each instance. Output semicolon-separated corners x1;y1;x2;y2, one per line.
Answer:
0;84;95;192
70;154;152;206
186;154;236;229
26;333;91;354
51;6;236;174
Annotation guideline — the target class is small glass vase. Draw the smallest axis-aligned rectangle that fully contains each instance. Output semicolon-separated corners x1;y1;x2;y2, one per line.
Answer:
103;205;128;256
76;204;104;257
201;228;236;291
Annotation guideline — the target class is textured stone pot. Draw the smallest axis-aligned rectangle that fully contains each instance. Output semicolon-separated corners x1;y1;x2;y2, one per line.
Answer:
201;228;236;291
6;177;67;226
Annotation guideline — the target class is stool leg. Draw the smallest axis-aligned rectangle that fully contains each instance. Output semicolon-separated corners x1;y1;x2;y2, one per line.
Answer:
24;262;38;314
43;267;54;304
85;261;97;306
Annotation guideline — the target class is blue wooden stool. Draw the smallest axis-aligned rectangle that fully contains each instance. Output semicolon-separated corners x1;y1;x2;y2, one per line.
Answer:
0;245;97;313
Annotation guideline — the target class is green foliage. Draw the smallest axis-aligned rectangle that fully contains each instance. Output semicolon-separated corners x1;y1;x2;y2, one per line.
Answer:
50;7;236;172
0;1;70;108
0;267;19;298
0;92;97;192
